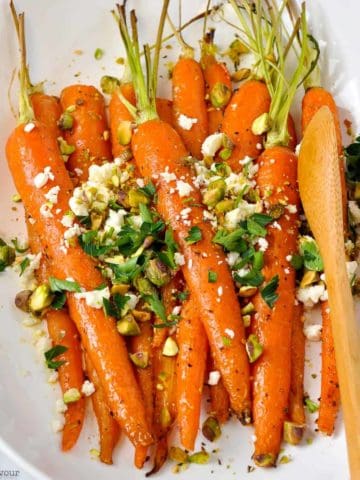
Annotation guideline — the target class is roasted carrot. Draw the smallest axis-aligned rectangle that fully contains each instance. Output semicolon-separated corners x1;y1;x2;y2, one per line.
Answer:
85;352;120;464
208;355;230;424
156;98;174;127
6;121;152;447
60;85;111;181
116;4;251;422
129;321;154;469
288;304;306;430
109;82;136;159
176;295;207;451
31;93;62;139
221;80;271;171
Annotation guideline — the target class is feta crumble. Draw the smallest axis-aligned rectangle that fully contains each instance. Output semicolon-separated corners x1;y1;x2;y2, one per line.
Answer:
24;122;35;133
303;324;322;342
34;166;54;189
44;186;60;204
174;252;185;266
176;180;193;197
178;113;198;130
201;133;226;157
81;380;96;397
208;370;221;386
74;287;110;309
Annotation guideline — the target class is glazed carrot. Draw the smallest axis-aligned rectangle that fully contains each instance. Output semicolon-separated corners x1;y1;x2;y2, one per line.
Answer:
129;321;154;469
289;304;306;429
252;147;300;466
31;93;62;139
85;353;120;464
172;57;208;158
222;80;271;171
60;85;111;180
6;122;152;447
208;355;230;424
317;303;340;435
156;98;175;127
176;295;207;450
109;82;136;159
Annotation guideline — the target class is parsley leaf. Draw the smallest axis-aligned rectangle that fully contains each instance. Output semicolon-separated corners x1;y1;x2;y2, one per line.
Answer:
234;269;264;287
49;277;81;293
79;230;114;257
138;181;156;198
249;213;273;227
142;293;166;321
246;217;267;237
208;270;218;283
290;254;304;270
185;226;202;245
252;251;264;270
159;228;178;269
299;238;323;271
103;293;130;318
44;345;68;369
261;275;279;308
213;228;247;253
51;292;67;310
139;203;153;223
109;256;142;283
176;290;189;302
19;257;30;276
153;319;179;329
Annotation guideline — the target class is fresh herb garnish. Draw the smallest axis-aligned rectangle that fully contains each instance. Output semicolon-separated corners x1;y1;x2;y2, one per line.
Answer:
11;237;28;253
304;397;319;414
208;270;218;283
79;230;114;257
49;277;81;293
142;293;166;321
138;181;156;198
109;256;142;283
139;203;153;224
234;269;264;287
261;275;279;308
158;228;178;269
213;228;247;253
185;226;202;245
103;293;130;318
44;345;68;369
51;292;67;310
19;257;30;276
176;290;189;302
299;238;323;272
290;254;303;270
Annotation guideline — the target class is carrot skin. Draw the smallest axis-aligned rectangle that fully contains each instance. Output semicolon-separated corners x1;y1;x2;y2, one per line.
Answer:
132;119;251;421
85;353;120;464
289;304;306;427
60;85;111;180
172;58;208;158
176;296;208;450
222;80;271;171
156;98;175;127
252;146;300;464
130;322;154;469
208;355;230;424
30;93;62;139
6;122;152;447
317;302;340;435
109;83;136;159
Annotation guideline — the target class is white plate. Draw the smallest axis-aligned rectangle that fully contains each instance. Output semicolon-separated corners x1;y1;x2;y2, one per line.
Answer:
0;1;359;479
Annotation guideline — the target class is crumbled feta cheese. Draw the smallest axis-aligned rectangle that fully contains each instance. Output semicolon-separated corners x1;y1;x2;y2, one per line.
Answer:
180;207;191;220
56;399;68;413
172;306;182;316
284;268;290;275
48;371;59;384
178;113;198;130
28;217;36;225
272;221;282;230
160;167;177;183
201;133;226;157
176;180;193;197
35;335;52;355
44;186;60;204
24;122;35;133
217;286;223;297
257;237;269;252
81;380;96;397
239;156;253;166
296;284;327;308
174;252;185;266
61;213;74;228
236;267;250;277
40;203;53;218
136;178;145;188
69;187;89;217
188;258;193;269
104;209;128;233
52;418;65;433
126;293;140;311
224;202;259;229
88;162;118;185
286;204;297;214
34;166;54;188
74;168;83;177
286;255;292;262
208;370;221;386
303;324;322;342
256;143;262;150
224;328;235;339
64;224;82;241
74;287;110;309
226;252;240;267
347;261;358;281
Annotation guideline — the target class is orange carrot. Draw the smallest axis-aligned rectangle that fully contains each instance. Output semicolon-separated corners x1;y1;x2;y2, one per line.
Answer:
129;321;154;469
109;82;136;159
289;304;306;429
156;97;175;127
60;85;111;180
176;295;207;450
317;303;340;435
6;122;152;447
172;56;209;158
208;355;230;424
252;147;300;466
222;80;271;171
31;93;62;139
85;352;120;464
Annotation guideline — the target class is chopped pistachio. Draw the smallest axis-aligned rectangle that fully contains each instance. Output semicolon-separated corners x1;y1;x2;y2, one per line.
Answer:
238;286;258;298
210;82;231;108
169;446;189;464
215;199;235;214
133;276;157;296
58;137;75;156
94;48;104;60
162;337;179;357
283;421;304;445
129;351;149;368
111;284;130;295
90;211;105;230
117;314;141;336
245;334;263;363
160;406;171;428
128;188;150;207
279;455;292;465
242;314;251;328
203;179;226;207
231;68;251;82
145;258;171;287
0;244;15;267
251;112;271;135
188;451;210;465
117;120;132;146
100;75;120;95
300;270;319;288
15;290;32;312
132;309;151;322
241;302;255;315
223;38;249;67
58;111;74;130
29;285;54;313
219;147;232;161
268;203;285;219
202;416;221;442
63;387;81;404
253;453;276;467
89;448;100;459
12;193;22;203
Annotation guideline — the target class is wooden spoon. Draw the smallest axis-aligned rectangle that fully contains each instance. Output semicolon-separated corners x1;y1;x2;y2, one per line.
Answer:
298;105;360;479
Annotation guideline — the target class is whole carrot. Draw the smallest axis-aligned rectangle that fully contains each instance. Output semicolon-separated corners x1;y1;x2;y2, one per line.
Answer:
60;85;111;181
31;93;62;139
109;82;136;159
116;4;251;422
129;321;154;469
208;355;230;424
85;353;120;464
176;295;207;451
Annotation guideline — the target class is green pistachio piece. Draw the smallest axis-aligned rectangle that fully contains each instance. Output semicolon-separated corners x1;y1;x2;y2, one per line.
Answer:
133;275;157;296
162;337;179;357
169;446;189;463
129;351;149;368
58;111;74;130
283;421;304;445
63;387;81;404
300;270;319;288
0;245;15;267
117;313;141;336
203;178;226;207
238;286;258;298
242;314;251;328
253;453;276;467
188;451;210;465
245;334;263;363
215;199;234;214
145;258;171;287
241;302;255;315
218;147;232;161
15;290;32;312
202;416;221;442
58;137;75;155
29;285;54;313
127;189;150;208
111;284;130;295
117;120;132;146
251;112;271;135
210;82;231;108
231;68;251;82
100;75;120;95
160;406;172;428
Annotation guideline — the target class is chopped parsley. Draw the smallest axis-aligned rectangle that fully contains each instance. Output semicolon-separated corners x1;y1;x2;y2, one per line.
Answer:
208;270;218;283
44;345;68;370
185;226;202;245
260;275;279;308
49;277;81;293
